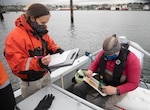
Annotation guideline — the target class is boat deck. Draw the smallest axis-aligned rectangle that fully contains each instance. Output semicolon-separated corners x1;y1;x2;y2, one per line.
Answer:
16;84;103;110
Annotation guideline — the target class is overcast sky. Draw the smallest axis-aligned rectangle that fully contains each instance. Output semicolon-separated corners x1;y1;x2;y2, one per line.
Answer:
0;0;149;5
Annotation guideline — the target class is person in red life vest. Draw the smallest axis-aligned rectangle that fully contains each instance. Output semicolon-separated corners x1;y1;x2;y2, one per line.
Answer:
4;3;64;98
73;34;141;110
0;60;16;110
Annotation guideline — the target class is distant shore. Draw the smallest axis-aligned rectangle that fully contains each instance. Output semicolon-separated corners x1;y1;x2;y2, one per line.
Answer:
0;2;150;12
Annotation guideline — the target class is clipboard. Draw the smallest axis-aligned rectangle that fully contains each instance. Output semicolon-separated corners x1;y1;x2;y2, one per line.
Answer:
48;48;80;69
83;77;107;96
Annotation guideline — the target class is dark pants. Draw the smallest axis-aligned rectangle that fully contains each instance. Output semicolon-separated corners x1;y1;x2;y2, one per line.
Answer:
73;81;92;99
73;81;126;110
0;84;16;110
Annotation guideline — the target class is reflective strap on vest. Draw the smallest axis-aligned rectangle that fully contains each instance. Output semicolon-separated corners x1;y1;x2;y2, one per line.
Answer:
25;57;32;71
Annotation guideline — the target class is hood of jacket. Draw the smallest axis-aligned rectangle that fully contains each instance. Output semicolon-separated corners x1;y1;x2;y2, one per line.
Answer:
15;14;34;33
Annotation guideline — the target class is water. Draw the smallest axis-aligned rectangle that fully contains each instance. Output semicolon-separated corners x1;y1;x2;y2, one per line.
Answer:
0;10;150;91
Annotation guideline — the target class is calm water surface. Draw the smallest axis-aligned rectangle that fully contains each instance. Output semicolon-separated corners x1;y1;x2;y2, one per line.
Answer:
0;10;150;90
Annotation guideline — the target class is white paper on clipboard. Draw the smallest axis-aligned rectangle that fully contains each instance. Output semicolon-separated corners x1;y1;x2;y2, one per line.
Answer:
48;50;71;66
48;48;79;69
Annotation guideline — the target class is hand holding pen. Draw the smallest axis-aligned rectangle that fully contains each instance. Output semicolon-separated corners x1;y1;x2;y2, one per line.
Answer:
36;54;52;73
37;54;51;67
41;54;51;66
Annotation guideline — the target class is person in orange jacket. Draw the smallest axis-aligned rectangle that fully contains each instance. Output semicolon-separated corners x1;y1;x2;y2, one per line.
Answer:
0;60;16;110
4;3;64;98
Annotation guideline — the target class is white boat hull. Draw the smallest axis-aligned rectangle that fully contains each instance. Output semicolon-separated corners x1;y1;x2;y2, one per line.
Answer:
15;41;150;110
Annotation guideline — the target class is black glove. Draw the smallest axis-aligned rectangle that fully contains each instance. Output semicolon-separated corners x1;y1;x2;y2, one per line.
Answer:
56;48;64;54
34;94;55;110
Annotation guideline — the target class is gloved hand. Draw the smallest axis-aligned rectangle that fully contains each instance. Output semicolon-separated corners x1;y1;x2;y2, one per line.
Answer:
34;94;55;110
56;48;64;54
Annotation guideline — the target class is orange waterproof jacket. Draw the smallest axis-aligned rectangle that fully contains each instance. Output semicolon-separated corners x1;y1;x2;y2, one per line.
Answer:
4;14;60;80
0;60;8;86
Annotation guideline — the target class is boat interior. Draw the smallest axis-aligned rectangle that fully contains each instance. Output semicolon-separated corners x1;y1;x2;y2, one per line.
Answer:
15;39;150;110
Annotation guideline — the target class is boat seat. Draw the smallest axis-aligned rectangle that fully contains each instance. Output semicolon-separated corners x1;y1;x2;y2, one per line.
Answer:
115;87;150;110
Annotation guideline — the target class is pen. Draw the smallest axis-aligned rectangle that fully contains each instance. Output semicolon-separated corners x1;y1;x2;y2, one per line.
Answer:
34;56;44;58
70;52;76;59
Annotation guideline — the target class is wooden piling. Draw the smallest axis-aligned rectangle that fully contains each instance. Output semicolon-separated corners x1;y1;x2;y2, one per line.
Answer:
0;12;4;21
70;0;74;23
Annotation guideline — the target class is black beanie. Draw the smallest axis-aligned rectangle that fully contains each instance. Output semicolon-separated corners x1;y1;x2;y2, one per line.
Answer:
25;3;50;18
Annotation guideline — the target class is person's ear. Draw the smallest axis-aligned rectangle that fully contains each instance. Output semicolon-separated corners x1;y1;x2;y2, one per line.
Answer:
30;16;36;22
